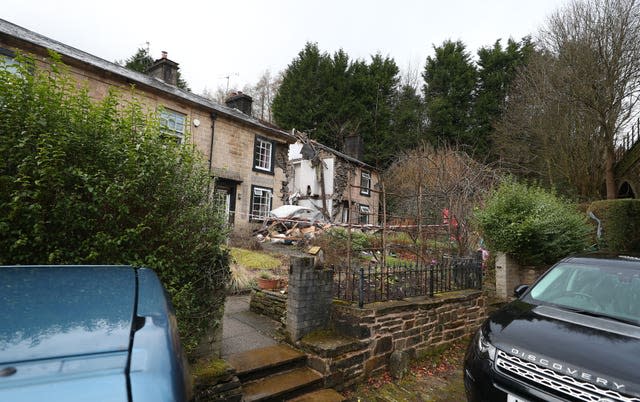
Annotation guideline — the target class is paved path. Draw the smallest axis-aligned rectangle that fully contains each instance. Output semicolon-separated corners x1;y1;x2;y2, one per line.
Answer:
221;294;280;358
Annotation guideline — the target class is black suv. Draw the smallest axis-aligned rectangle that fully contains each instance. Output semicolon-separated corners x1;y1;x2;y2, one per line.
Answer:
464;254;640;402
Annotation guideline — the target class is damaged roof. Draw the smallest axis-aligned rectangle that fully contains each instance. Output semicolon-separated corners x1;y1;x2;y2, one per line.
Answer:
292;137;377;171
0;18;295;143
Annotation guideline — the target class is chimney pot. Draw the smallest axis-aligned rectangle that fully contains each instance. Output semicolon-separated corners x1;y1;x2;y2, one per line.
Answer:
161;51;168;59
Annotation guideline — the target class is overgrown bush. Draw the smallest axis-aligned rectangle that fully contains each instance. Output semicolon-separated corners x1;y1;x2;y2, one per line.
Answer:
0;53;230;356
588;199;640;252
312;228;376;266
475;179;590;266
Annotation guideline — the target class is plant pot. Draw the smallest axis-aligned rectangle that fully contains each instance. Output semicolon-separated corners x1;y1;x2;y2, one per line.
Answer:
257;278;280;290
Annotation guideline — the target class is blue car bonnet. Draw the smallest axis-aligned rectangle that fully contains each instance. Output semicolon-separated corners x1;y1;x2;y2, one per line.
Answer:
0;265;136;362
0;266;136;402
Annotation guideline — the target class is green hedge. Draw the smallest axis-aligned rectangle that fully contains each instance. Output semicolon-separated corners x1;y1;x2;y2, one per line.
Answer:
588;199;640;252
475;179;590;266
0;53;230;356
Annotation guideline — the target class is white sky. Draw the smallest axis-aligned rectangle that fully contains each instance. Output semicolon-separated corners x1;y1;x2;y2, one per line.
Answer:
3;0;568;95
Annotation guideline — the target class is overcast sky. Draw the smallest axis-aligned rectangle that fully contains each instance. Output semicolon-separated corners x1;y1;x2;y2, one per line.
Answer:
4;0;568;95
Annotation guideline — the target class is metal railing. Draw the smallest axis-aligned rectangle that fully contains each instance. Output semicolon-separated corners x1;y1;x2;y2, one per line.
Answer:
333;256;482;307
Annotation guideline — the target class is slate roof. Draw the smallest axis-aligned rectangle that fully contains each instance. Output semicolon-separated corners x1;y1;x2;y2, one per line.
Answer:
0;18;295;143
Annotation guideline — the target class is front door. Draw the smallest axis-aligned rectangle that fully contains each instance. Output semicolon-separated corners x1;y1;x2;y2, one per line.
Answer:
214;180;237;225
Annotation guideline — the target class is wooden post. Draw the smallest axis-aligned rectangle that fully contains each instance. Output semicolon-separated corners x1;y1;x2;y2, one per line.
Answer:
347;169;352;271
417;182;423;266
381;180;387;268
318;159;329;220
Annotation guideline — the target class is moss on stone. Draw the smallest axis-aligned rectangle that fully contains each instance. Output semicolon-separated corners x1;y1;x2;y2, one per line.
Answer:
301;329;338;344
191;358;229;380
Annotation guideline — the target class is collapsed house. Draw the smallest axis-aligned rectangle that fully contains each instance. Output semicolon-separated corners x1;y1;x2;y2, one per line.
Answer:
255;132;381;243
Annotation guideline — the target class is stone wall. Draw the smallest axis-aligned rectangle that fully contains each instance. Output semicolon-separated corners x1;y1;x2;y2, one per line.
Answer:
301;291;486;390
520;266;549;286
495;252;548;299
193;360;242;402
286;257;334;342
250;288;286;324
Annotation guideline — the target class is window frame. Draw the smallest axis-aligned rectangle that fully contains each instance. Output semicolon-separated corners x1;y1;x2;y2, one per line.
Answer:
253;136;275;175
0;47;19;75
359;204;370;225
159;108;187;144
360;170;371;196
250;185;273;222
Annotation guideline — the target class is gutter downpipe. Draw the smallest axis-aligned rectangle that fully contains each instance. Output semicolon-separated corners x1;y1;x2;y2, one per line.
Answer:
208;112;217;176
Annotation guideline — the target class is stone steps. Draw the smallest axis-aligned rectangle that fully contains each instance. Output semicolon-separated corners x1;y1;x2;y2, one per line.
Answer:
287;388;346;402
227;344;306;382
243;366;323;401
226;344;343;401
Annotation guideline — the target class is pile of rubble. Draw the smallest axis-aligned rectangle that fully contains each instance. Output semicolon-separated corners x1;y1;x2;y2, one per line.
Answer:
254;217;332;244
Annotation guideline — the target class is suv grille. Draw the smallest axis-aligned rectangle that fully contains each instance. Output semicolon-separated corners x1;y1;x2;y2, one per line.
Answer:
495;350;640;402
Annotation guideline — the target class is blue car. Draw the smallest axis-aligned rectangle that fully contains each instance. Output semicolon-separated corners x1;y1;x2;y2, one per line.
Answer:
0;265;192;402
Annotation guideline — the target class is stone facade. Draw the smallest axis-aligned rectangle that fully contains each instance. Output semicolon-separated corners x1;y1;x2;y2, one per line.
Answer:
616;139;640;198
0;19;295;235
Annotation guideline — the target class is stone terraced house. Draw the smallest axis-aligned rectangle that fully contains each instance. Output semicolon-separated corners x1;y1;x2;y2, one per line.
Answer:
0;18;296;235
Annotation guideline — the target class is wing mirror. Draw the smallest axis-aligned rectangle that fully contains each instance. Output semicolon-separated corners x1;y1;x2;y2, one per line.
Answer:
513;285;529;298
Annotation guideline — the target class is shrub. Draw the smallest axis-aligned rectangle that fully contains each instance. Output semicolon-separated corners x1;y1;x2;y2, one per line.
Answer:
0;53;230;356
313;228;375;266
475;179;590;266
588;199;640;252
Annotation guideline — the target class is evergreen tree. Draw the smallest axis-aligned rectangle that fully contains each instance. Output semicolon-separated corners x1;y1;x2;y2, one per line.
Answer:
423;40;477;150
359;54;400;168
272;43;332;143
391;84;427;152
273;43;401;168
473;38;533;158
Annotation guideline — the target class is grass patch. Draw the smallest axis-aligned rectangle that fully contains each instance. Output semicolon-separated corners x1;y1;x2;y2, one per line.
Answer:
230;247;281;270
385;255;415;265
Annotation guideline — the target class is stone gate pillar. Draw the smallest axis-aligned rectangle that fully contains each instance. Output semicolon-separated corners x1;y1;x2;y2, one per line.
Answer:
495;252;520;300
286;256;333;342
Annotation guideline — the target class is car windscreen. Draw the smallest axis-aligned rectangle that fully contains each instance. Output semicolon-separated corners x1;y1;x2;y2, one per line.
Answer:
525;262;640;325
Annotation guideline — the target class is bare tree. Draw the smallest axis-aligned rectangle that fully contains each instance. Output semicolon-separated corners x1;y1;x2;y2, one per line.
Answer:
385;144;500;257
201;85;229;105
495;50;607;199
241;69;282;122
502;0;640;199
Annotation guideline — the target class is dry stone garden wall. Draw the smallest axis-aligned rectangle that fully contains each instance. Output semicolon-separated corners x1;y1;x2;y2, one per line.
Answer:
249;289;286;324
247;257;488;390
309;291;486;389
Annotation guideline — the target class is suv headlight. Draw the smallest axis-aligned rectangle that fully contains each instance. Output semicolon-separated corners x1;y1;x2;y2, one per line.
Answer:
477;329;497;361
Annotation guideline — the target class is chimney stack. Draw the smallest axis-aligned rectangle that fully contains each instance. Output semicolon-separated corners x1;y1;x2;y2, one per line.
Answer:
225;91;253;116
147;51;179;86
344;134;364;161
